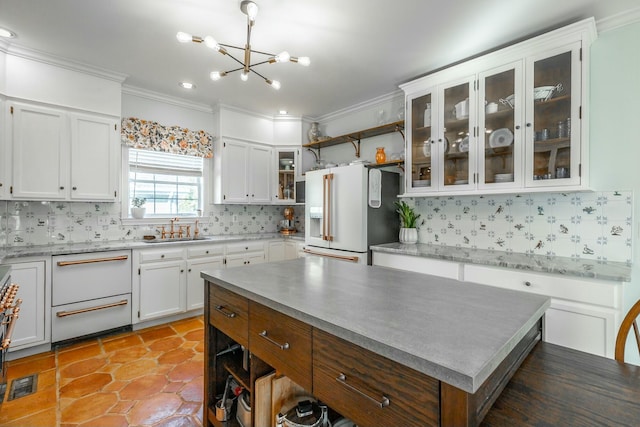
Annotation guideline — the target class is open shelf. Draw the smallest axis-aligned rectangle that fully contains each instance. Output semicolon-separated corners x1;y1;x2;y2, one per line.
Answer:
303;120;405;155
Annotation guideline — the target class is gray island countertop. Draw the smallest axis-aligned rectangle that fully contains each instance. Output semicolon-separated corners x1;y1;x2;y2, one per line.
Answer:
201;257;550;393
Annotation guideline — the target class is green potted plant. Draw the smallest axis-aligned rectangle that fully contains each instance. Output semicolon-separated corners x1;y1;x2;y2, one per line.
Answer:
131;197;146;219
394;200;420;244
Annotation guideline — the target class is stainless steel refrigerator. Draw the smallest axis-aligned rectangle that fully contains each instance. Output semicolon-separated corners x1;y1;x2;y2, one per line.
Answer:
304;164;399;264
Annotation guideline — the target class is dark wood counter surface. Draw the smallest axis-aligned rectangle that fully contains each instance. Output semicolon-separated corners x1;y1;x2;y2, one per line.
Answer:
483;341;640;426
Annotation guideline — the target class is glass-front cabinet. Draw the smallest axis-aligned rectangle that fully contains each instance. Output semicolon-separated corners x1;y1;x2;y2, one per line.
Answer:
478;61;523;189
401;19;593;195
273;147;300;204
407;77;475;193
524;43;581;188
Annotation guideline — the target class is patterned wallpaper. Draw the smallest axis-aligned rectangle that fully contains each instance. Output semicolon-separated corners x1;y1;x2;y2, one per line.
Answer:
0;202;305;248
410;190;633;264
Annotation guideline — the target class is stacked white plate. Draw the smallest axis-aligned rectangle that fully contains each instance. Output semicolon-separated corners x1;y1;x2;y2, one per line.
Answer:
494;173;513;183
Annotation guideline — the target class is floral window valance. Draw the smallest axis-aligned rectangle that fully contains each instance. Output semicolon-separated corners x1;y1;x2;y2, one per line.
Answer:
121;117;214;158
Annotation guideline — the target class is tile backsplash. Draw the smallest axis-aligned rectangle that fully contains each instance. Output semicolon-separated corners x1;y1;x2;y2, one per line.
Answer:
0;190;633;265
0;202;305;247
410;190;633;264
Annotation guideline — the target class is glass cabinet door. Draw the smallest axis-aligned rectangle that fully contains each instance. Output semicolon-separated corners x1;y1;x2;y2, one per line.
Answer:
440;77;475;191
525;43;581;187
407;90;436;192
275;148;297;203
478;61;523;188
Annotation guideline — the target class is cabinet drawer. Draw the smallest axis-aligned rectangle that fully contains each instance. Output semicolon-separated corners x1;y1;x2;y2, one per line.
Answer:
313;329;439;427
464;265;621;308
226;241;265;254
187;244;224;258
249;301;312;390
52;294;132;343
138;248;184;263
209;284;249;347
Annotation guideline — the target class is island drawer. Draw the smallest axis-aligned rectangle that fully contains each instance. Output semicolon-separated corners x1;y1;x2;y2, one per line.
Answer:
209;284;249;347
249;301;312;391
313;329;439;427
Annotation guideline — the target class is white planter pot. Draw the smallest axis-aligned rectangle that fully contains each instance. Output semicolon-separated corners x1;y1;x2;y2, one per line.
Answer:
399;228;418;244
131;207;146;219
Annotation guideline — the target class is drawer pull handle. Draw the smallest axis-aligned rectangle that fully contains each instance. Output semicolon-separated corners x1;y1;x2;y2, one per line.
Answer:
56;299;128;318
215;305;237;318
259;330;290;350
57;255;128;267
336;373;390;408
303;249;359;263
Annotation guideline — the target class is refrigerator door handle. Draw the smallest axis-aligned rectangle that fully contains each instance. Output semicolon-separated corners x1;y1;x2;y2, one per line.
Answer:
325;173;334;241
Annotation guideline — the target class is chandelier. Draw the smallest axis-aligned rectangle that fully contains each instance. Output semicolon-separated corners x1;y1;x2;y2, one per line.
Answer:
176;0;310;90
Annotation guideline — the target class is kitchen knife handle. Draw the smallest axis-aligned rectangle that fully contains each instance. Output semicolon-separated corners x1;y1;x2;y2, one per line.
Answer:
336;373;390;408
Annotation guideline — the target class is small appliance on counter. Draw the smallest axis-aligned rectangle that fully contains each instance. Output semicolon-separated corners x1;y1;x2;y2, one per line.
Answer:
279;206;297;235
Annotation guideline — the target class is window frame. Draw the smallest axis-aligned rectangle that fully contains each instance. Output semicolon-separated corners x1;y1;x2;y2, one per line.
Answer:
121;146;211;222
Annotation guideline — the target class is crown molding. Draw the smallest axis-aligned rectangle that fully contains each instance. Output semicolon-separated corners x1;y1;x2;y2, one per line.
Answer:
597;6;640;33
311;90;404;123
122;85;215;114
4;42;128;83
217;102;276;121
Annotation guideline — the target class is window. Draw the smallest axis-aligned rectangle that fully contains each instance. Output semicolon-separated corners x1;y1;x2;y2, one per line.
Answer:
128;148;203;217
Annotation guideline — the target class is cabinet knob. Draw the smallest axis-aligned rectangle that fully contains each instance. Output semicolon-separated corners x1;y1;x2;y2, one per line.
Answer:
526;123;532;128
161;254;165;258
181;269;184;273
188;269;191;272
524;281;532;287
206;250;209;254
72;186;77;190
515;125;521;130
60;186;64;190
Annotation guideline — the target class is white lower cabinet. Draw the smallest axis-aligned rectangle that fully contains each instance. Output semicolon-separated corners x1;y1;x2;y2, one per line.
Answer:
186;245;224;311
225;241;266;268
138;255;186;322
134;244;226;322
372;252;462;280
6;260;49;351
463;264;622;358
267;240;299;262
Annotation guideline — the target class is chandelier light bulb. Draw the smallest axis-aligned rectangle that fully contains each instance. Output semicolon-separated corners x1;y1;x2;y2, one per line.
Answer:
204;36;220;50
176;32;192;43
275;51;290;62
246;2;259;20
296;56;311;66
210;71;226;81
240;71;249;81
267;79;281;90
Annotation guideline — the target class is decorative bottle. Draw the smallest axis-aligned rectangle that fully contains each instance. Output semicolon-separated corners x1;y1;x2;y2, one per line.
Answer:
307;122;320;142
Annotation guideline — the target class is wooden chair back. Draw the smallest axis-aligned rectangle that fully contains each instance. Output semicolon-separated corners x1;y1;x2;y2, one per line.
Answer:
615;299;640;362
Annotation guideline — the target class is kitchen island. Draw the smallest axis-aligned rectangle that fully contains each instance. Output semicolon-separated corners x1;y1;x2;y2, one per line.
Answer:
202;257;550;427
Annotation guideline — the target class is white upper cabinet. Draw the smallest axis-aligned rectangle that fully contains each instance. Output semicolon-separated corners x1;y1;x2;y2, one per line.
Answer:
213;138;272;204
9;102;68;200
6;101;119;201
0;98;8;199
402;18;595;196
69;112;119;201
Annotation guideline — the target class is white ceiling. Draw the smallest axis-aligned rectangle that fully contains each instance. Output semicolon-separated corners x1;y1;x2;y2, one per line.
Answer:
0;0;638;119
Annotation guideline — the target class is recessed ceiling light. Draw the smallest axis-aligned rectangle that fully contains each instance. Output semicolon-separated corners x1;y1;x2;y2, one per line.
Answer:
179;82;195;89
278;110;288;115
0;28;16;39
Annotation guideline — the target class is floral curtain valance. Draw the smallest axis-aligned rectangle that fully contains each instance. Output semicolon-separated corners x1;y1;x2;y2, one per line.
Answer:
121;117;214;158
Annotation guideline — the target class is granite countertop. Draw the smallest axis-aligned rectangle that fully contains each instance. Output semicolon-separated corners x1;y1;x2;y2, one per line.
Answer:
201;257;550;394
0;233;304;262
370;242;632;283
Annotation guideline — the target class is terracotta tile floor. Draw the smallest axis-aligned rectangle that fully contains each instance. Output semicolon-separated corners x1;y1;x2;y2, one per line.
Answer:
0;316;205;427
